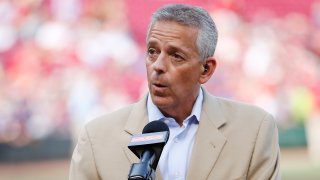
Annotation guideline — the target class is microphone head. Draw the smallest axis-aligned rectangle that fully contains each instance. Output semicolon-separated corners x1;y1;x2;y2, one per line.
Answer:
142;120;169;134
128;120;170;170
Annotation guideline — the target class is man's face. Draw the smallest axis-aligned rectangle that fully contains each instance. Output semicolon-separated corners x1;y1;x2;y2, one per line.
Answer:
146;21;203;112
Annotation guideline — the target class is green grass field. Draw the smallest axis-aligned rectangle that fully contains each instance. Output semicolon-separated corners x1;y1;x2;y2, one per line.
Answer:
0;147;319;180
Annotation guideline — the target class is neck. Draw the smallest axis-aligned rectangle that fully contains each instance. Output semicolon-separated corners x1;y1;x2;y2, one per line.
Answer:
159;92;198;126
160;106;193;126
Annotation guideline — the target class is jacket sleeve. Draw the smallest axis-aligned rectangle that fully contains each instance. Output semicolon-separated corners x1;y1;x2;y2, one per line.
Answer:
69;126;100;180
247;113;281;180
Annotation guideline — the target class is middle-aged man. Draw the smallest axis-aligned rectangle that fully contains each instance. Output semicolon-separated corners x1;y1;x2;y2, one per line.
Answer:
70;4;280;180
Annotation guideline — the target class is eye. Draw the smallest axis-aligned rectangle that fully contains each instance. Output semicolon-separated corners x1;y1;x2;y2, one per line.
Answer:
147;48;156;56
147;48;159;60
172;53;184;61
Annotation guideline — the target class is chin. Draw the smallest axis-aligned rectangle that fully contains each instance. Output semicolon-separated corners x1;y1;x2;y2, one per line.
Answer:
151;95;172;108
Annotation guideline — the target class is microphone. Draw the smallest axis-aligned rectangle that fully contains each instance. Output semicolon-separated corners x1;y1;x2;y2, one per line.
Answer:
128;120;170;180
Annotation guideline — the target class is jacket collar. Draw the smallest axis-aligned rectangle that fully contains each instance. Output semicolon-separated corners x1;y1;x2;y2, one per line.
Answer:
186;88;227;180
124;94;149;135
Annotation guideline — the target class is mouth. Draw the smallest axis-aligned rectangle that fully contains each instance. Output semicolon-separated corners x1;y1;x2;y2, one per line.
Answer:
153;82;166;88
151;82;168;92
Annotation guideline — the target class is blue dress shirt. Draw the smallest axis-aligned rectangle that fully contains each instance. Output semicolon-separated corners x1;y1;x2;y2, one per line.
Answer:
147;88;203;180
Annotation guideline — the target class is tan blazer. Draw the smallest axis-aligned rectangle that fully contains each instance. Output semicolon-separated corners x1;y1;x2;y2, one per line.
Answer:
70;89;280;180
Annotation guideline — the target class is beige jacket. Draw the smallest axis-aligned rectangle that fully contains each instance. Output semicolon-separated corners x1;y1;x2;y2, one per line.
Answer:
70;89;280;180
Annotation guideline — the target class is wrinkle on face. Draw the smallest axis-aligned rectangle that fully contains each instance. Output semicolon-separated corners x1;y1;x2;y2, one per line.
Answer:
147;21;199;58
145;21;203;123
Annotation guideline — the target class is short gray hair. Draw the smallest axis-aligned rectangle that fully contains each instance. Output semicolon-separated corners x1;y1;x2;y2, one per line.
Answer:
147;4;218;61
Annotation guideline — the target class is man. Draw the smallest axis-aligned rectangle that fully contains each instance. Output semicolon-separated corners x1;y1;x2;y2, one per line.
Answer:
70;4;280;180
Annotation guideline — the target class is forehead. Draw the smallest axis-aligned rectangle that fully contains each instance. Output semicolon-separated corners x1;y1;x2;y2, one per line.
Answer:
146;21;198;48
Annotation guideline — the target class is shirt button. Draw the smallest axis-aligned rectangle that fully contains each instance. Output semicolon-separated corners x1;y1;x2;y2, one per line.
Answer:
174;138;179;143
164;119;170;124
174;172;180;178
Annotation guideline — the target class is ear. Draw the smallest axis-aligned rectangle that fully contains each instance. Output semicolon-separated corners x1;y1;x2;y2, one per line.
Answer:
199;57;217;84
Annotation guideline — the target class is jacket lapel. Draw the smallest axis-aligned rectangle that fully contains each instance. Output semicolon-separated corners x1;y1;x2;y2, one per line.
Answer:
187;89;227;180
124;94;149;136
122;94;164;180
123;94;148;163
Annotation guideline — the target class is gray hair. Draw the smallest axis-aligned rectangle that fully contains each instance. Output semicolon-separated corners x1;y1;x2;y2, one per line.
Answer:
147;4;218;61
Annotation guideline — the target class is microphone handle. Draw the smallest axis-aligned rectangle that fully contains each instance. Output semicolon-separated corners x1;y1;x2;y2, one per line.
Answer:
128;150;156;180
141;150;155;163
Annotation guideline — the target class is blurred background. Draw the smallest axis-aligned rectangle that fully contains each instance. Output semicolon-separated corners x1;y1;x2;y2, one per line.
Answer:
0;0;319;179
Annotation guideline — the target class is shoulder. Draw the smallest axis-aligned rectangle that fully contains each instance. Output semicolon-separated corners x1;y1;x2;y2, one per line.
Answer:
202;88;270;117
80;94;148;140
203;91;277;137
212;96;277;138
216;96;271;120
83;103;135;137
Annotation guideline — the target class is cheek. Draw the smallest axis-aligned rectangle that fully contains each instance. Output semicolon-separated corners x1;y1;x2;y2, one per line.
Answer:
173;70;198;89
180;67;200;83
146;63;152;76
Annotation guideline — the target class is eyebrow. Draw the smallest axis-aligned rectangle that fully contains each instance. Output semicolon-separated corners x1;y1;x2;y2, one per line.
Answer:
147;39;191;55
146;40;158;48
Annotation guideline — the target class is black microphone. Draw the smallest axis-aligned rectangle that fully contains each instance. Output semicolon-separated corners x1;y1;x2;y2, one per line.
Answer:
128;120;170;180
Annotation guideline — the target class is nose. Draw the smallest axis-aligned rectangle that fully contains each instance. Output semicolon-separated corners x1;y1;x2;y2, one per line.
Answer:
152;52;167;74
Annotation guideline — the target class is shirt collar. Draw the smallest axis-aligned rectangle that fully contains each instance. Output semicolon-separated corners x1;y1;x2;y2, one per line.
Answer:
147;88;203;123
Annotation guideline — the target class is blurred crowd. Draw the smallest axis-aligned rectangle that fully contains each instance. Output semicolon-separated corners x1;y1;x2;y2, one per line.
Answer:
0;0;319;147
